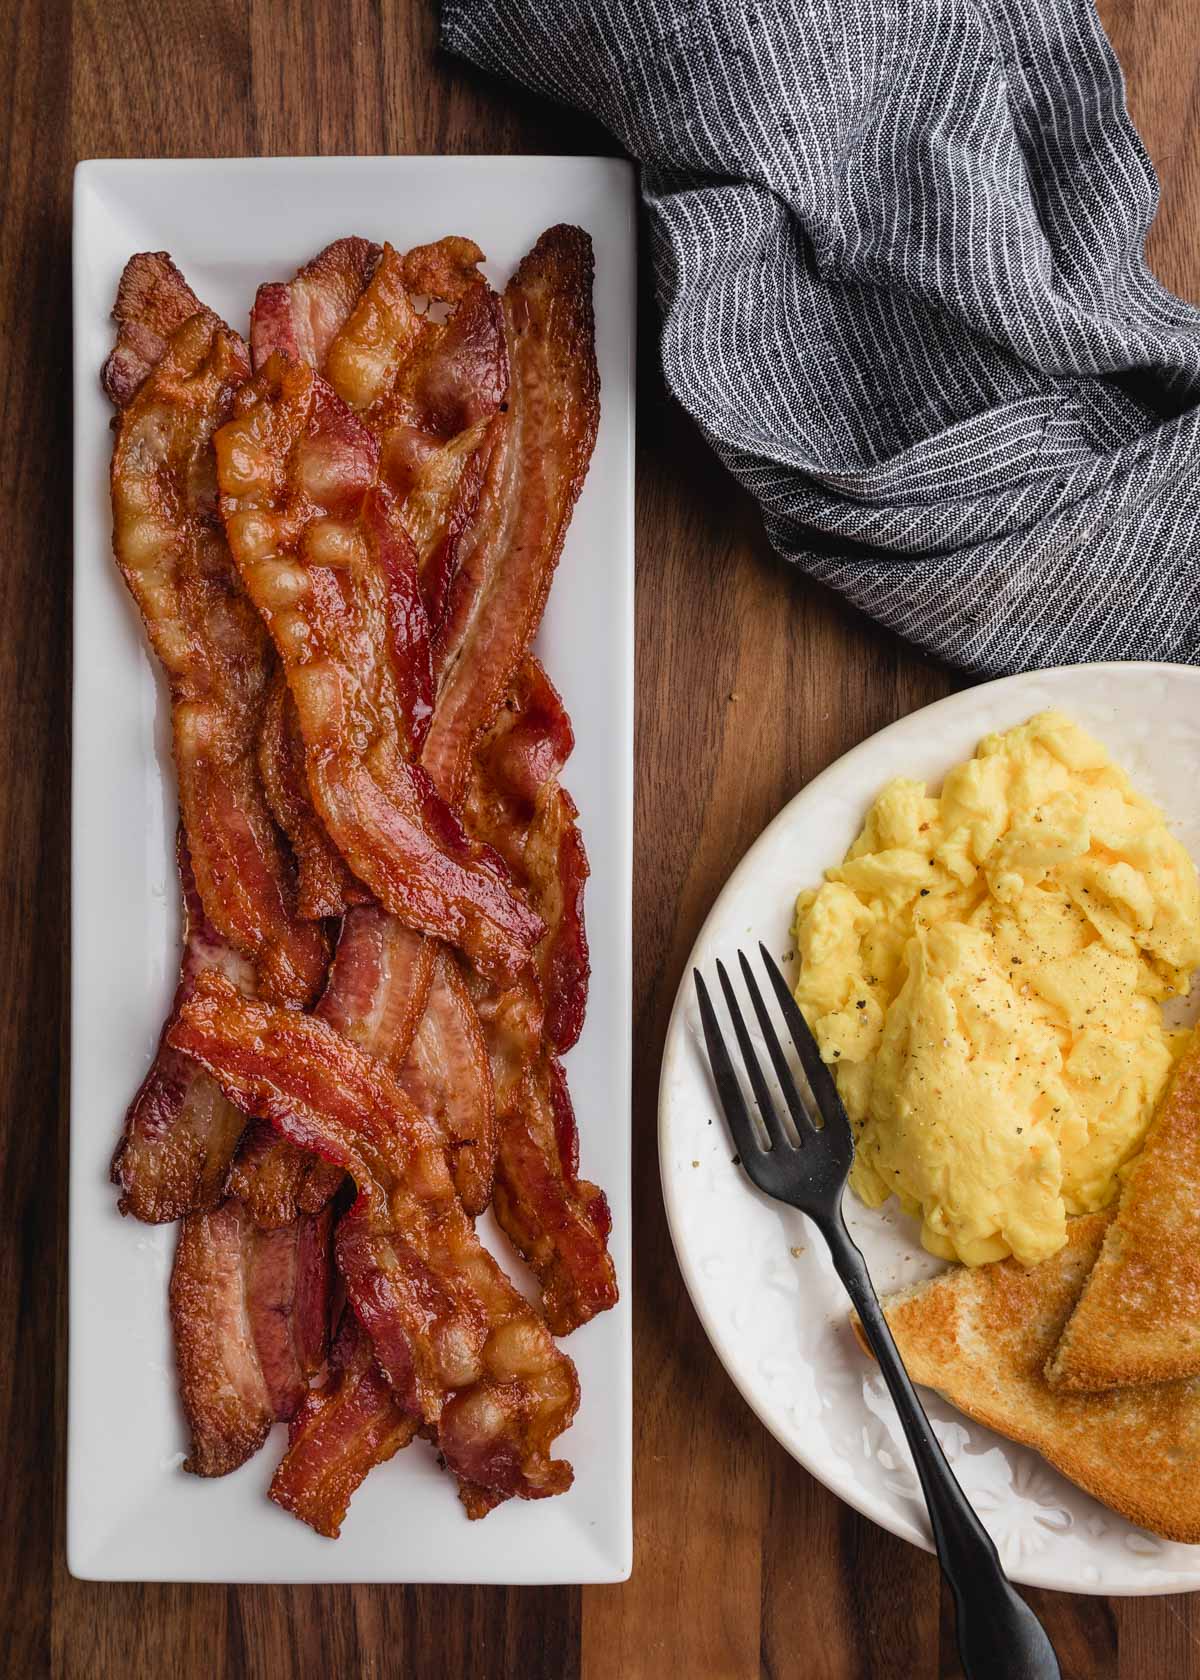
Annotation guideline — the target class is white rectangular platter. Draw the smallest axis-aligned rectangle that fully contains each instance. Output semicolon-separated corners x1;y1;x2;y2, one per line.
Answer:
70;155;635;1583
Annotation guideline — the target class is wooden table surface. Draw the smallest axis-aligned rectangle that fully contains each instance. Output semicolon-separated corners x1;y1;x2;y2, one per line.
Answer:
6;1;1199;1674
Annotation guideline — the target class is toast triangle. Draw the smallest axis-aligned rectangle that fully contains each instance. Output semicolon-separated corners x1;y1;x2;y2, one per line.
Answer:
853;1214;1200;1542
1047;1033;1200;1392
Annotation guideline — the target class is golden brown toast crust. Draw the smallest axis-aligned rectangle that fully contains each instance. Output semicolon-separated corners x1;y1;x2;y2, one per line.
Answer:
854;1214;1200;1543
1047;1033;1200;1392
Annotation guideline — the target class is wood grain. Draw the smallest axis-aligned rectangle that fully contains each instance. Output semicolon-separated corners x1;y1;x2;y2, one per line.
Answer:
0;0;1191;1673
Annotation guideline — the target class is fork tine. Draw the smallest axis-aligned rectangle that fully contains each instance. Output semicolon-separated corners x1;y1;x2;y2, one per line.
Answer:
693;970;764;1161
715;959;792;1153
758;943;854;1152
738;949;816;1136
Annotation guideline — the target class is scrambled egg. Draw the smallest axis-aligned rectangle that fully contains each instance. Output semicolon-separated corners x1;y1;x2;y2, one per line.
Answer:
793;711;1200;1266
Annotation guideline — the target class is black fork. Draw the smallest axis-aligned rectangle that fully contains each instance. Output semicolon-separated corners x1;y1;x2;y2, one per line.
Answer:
694;944;1060;1680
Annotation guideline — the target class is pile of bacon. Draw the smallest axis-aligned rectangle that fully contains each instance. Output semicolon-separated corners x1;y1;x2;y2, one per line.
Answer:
102;225;617;1537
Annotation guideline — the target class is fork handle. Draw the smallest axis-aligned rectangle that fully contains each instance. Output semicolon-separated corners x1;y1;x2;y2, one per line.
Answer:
823;1218;1061;1680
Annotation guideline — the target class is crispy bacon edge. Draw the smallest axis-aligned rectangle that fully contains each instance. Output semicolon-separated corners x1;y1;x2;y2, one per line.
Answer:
251;236;382;372
268;1311;417;1539
111;835;253;1222
170;974;579;1504
470;966;616;1336
422;224;601;809
257;670;366;920
467;656;590;1053
170;1198;332;1477
398;947;496;1218
102;251;211;407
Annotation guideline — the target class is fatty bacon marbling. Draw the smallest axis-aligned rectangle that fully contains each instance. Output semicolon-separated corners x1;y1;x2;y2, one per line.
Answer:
213;360;544;985
214;232;510;1224
170;974;580;1509
169;1196;333;1476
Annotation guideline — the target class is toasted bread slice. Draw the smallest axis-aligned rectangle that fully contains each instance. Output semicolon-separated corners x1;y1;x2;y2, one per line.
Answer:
1047;1032;1200;1392
852;1214;1200;1543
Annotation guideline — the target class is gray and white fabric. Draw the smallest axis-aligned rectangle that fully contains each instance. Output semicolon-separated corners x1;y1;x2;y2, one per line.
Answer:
442;0;1200;675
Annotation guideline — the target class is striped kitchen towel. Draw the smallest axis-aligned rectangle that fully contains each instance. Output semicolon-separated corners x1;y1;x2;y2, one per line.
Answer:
442;0;1200;675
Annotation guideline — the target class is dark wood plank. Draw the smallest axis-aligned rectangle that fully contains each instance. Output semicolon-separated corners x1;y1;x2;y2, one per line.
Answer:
1098;0;1200;1670
73;0;256;157
761;1438;941;1680
1102;0;1200;309
1120;1594;1200;1679
1022;1591;1119;1680
0;4;73;1680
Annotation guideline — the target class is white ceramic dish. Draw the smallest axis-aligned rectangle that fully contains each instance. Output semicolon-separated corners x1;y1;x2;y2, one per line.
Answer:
660;662;1200;1596
70;156;635;1584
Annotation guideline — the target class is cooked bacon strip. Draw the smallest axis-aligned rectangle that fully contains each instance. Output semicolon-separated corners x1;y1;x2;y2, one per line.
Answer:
409;420;496;625
250;236;381;372
247;1203;334;1420
320;228;608;1319
228;1122;346;1228
214;359;543;983
230;908;439;1230
169;1198;333;1476
284;240;509;1186
111;836;253;1222
466;657;590;1052
108;298;328;1006
260;917;495;1223
171;1202;273;1476
257;671;365;919
422;225;600;808
250;240;503;1034
102;251;210;407
323;238;500;419
319;238;508;615
398;948;496;1217
470;972;615;1335
171;974;579;1503
318;904;434;1065
269;1311;417;1539
461;655;612;1333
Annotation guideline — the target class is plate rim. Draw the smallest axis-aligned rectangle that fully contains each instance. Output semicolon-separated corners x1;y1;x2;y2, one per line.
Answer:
69;151;635;1585
659;658;1200;1598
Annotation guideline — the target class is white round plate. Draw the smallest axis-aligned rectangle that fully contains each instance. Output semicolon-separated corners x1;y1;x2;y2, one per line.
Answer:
660;661;1200;1596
